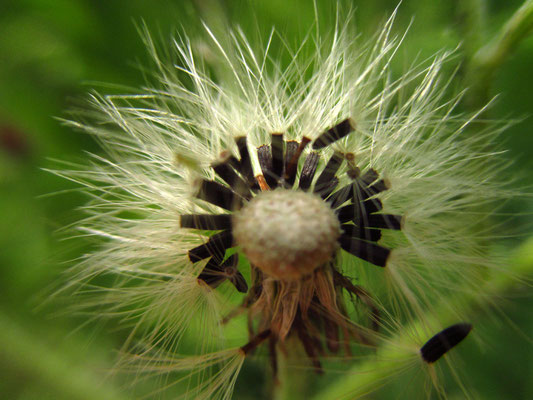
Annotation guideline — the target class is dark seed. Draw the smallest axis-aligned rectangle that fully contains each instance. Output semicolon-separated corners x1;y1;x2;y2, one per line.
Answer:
197;257;225;288
212;159;251;199
341;224;382;242
339;235;390;267
367;214;402;230
197;254;248;293
360;169;379;186
282;140;299;186
353;181;375;203
327;183;354;209
229;271;248;293
367;179;389;194
271;133;284;184
317;177;339;199
361;197;383;215
337;198;382;222
314;152;344;197
358;169;389;195
283;138;310;186
188;230;233;263
223;254;248;293
180;214;232;230
299;152;320;191
283;141;299;170
312;118;355;149
336;203;361;223
420;323;473;363
257;145;276;187
196;180;241;211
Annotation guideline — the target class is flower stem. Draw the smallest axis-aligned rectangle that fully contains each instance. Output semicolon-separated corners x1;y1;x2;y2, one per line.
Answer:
456;0;487;60
466;0;533;108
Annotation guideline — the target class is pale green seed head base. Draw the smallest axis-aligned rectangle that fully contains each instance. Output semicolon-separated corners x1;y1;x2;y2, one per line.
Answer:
233;189;341;280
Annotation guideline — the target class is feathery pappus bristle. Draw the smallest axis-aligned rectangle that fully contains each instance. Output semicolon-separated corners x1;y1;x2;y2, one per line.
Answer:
51;7;519;399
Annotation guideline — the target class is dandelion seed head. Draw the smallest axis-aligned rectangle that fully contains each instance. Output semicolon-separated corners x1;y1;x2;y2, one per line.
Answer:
52;8;519;398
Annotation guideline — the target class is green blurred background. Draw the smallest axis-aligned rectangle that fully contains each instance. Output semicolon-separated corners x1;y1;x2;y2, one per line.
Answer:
0;0;532;399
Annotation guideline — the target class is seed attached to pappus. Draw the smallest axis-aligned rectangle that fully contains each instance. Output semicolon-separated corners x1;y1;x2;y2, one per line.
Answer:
420;323;473;363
